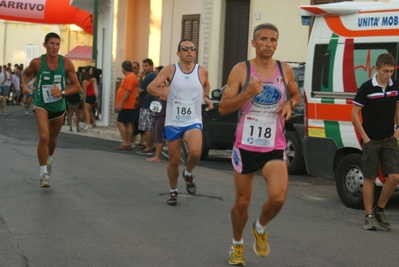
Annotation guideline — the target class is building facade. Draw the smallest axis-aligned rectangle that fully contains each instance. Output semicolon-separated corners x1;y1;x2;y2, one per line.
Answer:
68;0;393;126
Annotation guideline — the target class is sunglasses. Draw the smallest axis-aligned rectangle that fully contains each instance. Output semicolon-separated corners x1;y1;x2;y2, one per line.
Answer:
181;46;196;52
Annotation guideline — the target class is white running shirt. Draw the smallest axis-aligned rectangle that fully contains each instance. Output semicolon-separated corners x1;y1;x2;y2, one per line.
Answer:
165;63;204;127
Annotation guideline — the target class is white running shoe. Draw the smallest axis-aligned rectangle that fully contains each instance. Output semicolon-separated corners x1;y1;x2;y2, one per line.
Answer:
39;173;50;187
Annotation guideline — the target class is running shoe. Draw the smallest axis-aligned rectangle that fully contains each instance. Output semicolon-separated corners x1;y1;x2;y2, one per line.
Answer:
373;207;391;231
363;215;377;231
182;170;196;194
228;244;246;266
251;221;270;257
83;124;92;130
47;161;52;176
39;173;50;187
136;147;155;155
138;143;146;148
167;191;178;206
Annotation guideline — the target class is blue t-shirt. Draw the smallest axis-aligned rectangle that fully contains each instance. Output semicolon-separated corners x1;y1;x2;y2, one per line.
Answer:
139;71;157;109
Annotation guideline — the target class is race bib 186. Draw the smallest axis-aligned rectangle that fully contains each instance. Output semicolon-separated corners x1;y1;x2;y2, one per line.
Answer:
172;100;195;121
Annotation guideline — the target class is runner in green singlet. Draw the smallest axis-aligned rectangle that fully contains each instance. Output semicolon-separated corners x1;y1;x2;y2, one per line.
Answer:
21;32;80;188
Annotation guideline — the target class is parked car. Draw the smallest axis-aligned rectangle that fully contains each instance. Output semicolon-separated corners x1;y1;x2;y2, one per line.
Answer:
201;62;306;174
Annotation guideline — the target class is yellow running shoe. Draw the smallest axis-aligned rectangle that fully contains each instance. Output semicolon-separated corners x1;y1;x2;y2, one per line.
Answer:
251;221;270;257
228;244;246;266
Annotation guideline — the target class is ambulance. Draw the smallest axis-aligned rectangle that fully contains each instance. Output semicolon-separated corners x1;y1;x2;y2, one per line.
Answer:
299;0;399;209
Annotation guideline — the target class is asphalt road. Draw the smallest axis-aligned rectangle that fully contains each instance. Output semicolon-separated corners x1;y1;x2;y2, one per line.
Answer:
1;105;399;267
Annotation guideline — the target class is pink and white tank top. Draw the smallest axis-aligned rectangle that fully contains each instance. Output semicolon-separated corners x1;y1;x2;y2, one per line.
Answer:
234;61;287;153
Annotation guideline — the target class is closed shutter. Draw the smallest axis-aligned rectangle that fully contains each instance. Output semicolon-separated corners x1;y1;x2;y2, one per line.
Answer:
25;45;39;67
222;0;250;86
182;14;200;63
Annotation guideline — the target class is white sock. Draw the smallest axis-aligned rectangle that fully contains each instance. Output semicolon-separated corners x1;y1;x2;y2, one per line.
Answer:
255;218;266;234
47;155;53;162
170;188;178;193
184;169;192;176
40;165;47;176
232;238;243;245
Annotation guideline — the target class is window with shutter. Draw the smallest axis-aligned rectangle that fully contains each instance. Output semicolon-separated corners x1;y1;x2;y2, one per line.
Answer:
222;0;250;86
25;45;39;67
181;14;200;63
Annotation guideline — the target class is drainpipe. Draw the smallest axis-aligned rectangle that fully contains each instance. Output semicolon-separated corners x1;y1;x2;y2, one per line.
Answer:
92;0;98;66
3;21;7;63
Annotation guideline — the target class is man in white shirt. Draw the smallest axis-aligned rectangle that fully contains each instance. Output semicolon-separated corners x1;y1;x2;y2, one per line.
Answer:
12;69;21;105
0;65;12;98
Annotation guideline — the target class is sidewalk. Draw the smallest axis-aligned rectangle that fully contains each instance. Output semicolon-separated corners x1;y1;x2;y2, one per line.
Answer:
60;123;121;142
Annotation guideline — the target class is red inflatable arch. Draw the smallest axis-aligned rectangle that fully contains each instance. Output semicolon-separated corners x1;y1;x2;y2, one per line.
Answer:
0;0;93;34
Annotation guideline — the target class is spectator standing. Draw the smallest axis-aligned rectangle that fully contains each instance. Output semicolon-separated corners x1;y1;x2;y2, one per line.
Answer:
147;80;167;162
131;61;145;147
24;75;35;115
81;72;97;130
66;75;82;132
1;65;12;101
115;61;138;150
11;69;21;105
0;66;6;114
136;58;157;155
352;53;399;231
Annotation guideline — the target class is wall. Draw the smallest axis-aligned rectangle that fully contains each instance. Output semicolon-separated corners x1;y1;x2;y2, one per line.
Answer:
249;0;310;62
160;0;203;67
0;20;59;66
97;0;114;126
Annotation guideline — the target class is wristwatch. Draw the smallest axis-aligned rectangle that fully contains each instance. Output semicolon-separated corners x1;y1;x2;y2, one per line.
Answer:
290;100;296;109
61;91;66;96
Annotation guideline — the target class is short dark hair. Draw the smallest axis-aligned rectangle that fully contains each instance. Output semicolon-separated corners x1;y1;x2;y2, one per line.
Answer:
132;61;140;68
122;61;133;72
253;23;279;40
155;66;164;72
44;32;60;43
142;58;154;66
177;39;192;52
376;53;395;68
81;72;90;81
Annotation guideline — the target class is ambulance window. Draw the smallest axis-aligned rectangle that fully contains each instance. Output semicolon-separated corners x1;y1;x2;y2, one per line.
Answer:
353;43;398;86
312;43;398;93
312;44;329;92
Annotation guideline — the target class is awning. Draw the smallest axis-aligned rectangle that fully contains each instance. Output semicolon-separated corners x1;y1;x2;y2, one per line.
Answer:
65;46;93;61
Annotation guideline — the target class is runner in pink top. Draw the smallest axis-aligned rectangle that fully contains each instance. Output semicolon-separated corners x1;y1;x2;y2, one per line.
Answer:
219;23;301;266
234;61;287;154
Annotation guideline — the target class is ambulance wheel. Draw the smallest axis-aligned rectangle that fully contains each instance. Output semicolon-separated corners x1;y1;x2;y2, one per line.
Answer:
285;131;306;174
336;154;365;209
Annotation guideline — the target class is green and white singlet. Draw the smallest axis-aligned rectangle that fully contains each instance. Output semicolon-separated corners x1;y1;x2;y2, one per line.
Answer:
34;55;67;112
